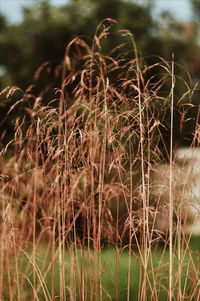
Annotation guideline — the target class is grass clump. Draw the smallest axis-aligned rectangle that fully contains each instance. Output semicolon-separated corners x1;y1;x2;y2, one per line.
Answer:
0;20;199;300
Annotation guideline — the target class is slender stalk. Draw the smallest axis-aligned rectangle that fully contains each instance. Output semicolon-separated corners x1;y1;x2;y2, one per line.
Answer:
0;198;5;300
127;141;133;301
33;118;40;300
131;34;147;301
169;53;175;301
58;84;65;301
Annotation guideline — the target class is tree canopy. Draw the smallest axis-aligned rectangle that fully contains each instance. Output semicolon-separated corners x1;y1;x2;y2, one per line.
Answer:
0;0;199;91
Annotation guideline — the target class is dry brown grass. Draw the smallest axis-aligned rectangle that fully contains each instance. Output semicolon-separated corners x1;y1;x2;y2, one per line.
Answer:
0;19;199;300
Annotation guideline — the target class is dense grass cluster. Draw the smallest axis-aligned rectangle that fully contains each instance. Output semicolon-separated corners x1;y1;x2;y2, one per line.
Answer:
0;20;199;300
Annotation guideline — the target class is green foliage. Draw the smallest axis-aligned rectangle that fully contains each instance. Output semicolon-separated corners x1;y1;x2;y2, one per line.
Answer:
1;0;199;92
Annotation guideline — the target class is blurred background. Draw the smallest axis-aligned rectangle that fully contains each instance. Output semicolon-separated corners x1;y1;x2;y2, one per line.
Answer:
0;0;200;91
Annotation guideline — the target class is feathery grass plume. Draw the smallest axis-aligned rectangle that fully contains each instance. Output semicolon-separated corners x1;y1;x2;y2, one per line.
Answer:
0;19;199;300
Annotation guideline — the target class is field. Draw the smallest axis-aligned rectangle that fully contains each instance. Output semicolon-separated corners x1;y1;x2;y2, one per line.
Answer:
2;240;200;300
0;20;199;300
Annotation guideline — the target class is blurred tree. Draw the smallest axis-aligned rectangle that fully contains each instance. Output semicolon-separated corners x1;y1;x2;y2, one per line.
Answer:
0;0;157;145
155;12;199;80
0;0;156;90
192;0;200;18
0;0;199;92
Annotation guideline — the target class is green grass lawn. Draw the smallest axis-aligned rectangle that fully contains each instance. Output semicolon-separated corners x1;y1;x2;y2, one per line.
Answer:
8;237;198;301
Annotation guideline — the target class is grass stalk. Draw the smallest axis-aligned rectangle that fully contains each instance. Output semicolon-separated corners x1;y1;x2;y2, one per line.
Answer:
169;54;175;301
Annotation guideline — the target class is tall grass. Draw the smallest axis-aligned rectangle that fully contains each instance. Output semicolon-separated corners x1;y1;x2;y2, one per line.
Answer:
0;19;199;300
